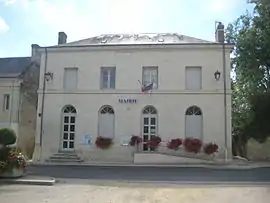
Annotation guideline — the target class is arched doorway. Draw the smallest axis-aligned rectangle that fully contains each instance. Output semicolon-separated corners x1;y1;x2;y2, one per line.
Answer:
142;105;158;151
185;105;203;140
61;105;77;151
98;105;115;139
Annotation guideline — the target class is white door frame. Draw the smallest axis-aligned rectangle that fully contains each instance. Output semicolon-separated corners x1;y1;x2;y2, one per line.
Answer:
142;114;158;152
60;112;76;151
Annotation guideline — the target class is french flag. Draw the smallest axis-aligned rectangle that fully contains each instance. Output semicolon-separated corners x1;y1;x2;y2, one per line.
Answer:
138;80;153;93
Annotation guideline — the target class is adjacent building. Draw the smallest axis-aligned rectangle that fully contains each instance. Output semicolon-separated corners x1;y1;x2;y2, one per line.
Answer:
33;24;233;164
0;50;40;158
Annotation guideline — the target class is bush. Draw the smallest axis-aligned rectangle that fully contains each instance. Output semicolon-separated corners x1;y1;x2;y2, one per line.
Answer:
167;138;183;150
183;138;202;154
0;128;17;146
203;143;219;155
0;147;26;173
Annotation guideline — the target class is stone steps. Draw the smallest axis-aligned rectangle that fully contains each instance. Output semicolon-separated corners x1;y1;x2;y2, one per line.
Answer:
46;152;83;163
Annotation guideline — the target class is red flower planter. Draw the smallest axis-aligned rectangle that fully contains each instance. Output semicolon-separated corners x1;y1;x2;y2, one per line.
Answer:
203;143;219;155
167;138;183;150
147;135;161;151
129;135;142;146
183;138;202;154
95;136;113;149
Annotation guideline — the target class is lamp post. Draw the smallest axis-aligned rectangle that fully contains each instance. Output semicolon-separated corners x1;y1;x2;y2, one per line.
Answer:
215;21;228;163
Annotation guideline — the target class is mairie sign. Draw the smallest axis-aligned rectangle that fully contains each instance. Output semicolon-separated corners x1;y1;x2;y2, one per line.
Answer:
118;98;137;104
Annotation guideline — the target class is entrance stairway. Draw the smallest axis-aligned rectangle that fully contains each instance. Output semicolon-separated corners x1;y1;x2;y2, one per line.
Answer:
46;152;83;163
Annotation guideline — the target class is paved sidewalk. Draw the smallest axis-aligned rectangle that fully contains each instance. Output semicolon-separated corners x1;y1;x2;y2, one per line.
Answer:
0;176;55;186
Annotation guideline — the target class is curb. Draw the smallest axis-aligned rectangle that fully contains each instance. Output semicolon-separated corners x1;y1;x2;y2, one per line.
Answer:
0;176;55;186
31;162;270;169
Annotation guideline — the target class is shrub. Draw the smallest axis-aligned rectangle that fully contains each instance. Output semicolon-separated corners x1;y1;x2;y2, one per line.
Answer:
203;143;219;155
183;138;202;154
147;135;161;151
167;138;183;150
0;147;26;173
129;135;142;146
95;136;113;149
0;128;17;146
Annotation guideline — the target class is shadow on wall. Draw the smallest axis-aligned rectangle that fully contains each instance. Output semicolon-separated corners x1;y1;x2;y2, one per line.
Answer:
247;138;270;161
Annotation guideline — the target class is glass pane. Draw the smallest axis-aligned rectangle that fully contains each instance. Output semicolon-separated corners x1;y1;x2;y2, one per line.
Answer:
69;142;74;149
150;118;155;125
102;71;109;88
70;125;75;132
144;118;149;125
143;126;149;134
70;116;75;123
64;125;68;131
70;133;75;140
110;70;115;88
63;133;68;140
64;116;69;123
150;126;156;134
143;135;148;141
143;144;148;151
63;141;68;148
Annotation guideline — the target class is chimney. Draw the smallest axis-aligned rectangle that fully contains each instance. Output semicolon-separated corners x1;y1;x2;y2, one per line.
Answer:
31;44;40;63
215;22;225;43
58;32;67;45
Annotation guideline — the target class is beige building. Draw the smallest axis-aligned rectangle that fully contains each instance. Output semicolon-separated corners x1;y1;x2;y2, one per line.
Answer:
33;25;233;164
0;54;40;158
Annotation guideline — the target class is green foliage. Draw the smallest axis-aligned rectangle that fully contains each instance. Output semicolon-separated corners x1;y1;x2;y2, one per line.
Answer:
0;128;17;146
226;0;270;149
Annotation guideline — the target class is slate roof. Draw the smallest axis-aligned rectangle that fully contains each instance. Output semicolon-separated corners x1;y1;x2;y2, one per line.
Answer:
57;33;216;47
0;57;31;78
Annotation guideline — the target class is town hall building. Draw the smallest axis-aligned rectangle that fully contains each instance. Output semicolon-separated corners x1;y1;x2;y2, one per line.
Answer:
33;23;233;164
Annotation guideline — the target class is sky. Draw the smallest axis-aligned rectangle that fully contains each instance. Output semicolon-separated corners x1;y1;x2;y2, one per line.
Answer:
0;0;254;58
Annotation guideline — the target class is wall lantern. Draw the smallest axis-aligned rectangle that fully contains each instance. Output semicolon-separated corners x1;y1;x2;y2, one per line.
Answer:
214;70;221;81
44;72;54;81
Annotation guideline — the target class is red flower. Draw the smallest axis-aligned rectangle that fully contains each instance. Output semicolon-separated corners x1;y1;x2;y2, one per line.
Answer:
183;138;202;154
203;143;219;155
95;136;113;149
130;135;142;146
147;135;161;150
167;138;183;150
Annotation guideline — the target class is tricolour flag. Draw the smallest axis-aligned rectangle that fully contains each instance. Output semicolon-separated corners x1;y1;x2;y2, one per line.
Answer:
138;80;153;94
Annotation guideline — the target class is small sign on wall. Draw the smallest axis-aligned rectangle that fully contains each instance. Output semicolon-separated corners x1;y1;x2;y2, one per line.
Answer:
118;98;137;104
83;134;92;145
120;135;131;146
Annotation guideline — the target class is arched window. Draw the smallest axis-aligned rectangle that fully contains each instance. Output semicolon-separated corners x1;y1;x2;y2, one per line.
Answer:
61;105;77;151
185;105;203;140
142;106;158;151
98;105;115;139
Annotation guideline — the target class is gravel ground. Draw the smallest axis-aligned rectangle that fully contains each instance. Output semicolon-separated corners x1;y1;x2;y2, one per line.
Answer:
1;182;270;203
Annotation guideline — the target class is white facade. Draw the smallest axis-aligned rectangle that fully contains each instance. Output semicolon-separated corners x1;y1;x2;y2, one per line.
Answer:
0;78;21;137
34;37;233;163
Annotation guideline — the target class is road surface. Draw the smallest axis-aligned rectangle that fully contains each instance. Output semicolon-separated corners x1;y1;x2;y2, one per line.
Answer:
27;165;270;184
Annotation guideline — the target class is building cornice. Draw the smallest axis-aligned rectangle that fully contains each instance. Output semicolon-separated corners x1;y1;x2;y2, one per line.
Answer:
37;43;234;53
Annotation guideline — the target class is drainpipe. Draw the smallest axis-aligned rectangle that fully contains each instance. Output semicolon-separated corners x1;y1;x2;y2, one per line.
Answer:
222;43;228;163
9;80;15;128
39;48;48;150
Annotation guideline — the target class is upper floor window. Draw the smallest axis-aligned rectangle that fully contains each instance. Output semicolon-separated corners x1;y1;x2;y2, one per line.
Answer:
3;94;10;111
142;67;158;89
185;66;202;90
100;67;116;89
63;67;78;90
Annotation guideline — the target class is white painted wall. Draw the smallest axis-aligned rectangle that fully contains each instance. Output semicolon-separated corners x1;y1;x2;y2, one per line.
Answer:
35;44;232;163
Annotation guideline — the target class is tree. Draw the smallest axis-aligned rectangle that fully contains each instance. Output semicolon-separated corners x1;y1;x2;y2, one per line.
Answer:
226;0;270;156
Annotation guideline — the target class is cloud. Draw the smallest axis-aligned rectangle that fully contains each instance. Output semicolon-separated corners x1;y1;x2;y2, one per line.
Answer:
0;17;9;34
